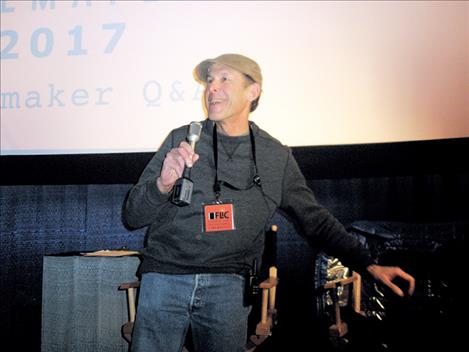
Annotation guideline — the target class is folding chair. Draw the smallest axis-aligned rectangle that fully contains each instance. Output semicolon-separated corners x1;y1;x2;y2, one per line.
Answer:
323;271;363;338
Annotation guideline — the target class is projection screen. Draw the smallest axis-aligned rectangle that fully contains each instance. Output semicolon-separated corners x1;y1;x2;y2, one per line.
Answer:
1;0;468;155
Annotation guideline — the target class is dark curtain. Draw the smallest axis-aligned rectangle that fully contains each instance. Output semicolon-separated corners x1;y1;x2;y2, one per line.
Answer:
0;185;145;350
1;172;467;350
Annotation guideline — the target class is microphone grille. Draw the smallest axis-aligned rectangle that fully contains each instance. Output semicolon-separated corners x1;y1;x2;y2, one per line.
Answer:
187;121;202;143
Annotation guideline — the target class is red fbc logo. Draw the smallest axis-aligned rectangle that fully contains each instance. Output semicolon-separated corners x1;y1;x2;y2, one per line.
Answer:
204;203;235;232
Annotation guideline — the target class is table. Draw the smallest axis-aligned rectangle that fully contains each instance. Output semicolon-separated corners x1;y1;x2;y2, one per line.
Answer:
41;255;140;352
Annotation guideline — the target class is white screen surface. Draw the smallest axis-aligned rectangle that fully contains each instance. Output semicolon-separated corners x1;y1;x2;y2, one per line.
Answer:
1;0;468;155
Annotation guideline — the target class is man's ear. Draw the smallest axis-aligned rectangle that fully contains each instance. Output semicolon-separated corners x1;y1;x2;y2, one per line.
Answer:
248;83;261;102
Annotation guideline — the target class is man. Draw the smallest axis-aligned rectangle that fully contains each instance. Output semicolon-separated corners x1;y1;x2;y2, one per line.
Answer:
124;53;415;352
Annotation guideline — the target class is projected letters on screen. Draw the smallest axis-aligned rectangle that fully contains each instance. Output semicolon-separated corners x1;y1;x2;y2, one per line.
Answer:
1;1;467;154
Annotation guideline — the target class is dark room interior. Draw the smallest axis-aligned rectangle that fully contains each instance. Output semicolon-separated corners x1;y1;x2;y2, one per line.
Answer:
1;136;467;351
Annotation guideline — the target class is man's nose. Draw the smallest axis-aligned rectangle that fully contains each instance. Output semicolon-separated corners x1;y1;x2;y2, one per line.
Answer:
208;82;220;93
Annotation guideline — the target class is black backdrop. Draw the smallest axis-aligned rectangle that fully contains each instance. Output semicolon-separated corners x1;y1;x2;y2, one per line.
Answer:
1;137;468;351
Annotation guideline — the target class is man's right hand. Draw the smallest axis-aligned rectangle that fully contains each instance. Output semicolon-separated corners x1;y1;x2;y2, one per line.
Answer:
157;141;200;194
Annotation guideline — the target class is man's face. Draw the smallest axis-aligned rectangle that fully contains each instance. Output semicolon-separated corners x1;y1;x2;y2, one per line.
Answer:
204;64;256;124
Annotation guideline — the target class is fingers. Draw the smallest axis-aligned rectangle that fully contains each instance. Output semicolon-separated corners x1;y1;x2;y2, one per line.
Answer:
376;271;404;297
170;141;198;169
386;281;405;297
157;141;199;193
399;270;416;296
408;278;416;296
393;267;416;296
368;265;416;298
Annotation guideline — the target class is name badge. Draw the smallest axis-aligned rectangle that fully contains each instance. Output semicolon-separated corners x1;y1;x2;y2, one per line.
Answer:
203;202;235;232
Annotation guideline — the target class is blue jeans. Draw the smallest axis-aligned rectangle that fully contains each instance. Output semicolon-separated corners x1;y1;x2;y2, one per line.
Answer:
130;272;251;352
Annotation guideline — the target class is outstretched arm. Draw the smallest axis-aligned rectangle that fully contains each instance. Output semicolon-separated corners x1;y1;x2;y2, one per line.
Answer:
367;264;415;297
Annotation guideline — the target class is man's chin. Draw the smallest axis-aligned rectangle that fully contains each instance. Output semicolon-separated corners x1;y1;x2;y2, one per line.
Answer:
207;114;223;122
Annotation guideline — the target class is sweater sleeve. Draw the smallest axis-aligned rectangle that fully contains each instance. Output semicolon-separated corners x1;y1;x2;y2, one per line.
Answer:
279;149;375;274
124;131;176;229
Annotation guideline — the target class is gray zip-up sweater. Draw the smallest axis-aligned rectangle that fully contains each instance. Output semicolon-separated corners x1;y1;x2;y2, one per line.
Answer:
124;120;374;275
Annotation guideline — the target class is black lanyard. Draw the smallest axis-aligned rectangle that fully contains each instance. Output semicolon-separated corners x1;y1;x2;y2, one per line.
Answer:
212;124;261;201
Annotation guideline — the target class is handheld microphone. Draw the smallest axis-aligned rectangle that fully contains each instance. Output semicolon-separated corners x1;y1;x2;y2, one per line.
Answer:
170;121;203;206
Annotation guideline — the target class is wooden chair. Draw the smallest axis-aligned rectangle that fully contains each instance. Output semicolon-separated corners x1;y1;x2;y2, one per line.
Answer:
118;280;140;344
119;226;279;351
245;265;279;351
323;271;363;338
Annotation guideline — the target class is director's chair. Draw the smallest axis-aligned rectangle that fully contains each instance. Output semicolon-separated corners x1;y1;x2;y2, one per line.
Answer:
323;271;363;338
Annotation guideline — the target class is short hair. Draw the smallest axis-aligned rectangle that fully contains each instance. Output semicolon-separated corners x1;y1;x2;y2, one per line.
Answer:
244;75;261;113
